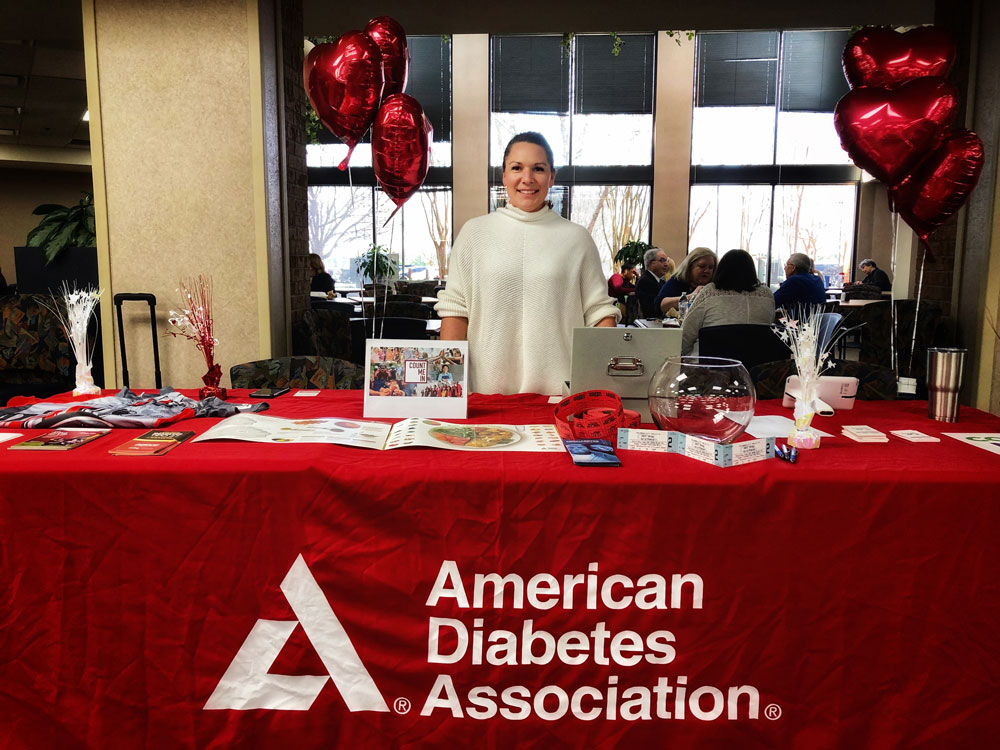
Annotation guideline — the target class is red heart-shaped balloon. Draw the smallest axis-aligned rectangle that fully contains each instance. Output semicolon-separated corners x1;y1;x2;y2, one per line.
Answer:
834;77;958;186
892;129;984;253
365;16;409;102
843;26;955;88
304;31;383;170
372;94;432;214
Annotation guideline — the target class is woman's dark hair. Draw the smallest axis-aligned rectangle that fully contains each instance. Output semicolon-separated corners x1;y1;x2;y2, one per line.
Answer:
622;261;637;272
713;249;761;293
502;132;555;171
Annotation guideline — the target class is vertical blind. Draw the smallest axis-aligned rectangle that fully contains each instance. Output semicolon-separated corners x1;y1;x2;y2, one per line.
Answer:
574;34;655;115
491;35;569;114
780;30;851;113
697;31;779;107
407;35;452;141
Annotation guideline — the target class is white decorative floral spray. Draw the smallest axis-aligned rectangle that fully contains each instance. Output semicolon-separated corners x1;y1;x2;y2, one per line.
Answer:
42;283;103;396
773;305;849;449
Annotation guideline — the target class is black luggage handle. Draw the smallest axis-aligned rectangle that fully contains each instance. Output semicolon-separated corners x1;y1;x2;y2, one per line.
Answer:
114;293;162;389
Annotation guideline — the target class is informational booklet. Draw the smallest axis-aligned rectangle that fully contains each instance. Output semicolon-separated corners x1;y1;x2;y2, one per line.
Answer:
563;439;621;466
9;428;110;451
110;430;195;456
943;433;1000;455
193;413;565;452
363;339;469;419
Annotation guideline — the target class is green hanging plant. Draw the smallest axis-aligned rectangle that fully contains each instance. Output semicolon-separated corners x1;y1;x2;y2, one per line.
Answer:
25;192;97;266
663;30;696;47
561;33;574;58
610;32;624;56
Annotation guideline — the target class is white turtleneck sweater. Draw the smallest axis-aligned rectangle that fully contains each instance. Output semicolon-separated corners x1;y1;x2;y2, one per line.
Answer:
436;205;619;395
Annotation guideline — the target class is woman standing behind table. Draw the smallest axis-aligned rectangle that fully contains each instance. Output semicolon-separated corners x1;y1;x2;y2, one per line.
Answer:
308;253;335;293
681;249;774;355
655;247;717;315
436;132;618;394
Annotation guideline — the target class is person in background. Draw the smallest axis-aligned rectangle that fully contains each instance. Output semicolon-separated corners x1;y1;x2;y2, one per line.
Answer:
636;247;672;318
436;131;618;395
608;261;638;304
773;252;826;313
681;249;775;355
857;258;892;292
656;247;718;315
309;253;334;293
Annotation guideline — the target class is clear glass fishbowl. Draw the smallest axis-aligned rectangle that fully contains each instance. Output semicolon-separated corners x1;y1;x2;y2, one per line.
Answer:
648;356;756;444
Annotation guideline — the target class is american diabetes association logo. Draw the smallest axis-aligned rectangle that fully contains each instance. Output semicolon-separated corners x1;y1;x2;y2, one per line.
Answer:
205;555;777;722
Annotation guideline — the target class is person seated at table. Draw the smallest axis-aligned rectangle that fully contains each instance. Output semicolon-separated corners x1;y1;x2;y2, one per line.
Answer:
436;131;619;395
854;258;892;292
308;253;334;293
636;248;673;318
681;249;775;355
773;252;826;313
655;247;717;315
607;262;638;304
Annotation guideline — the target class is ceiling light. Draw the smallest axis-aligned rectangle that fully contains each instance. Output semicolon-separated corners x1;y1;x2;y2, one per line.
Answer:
83;110;90;121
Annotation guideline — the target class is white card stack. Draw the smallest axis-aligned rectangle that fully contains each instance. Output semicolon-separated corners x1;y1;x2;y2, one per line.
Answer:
841;425;889;443
889;429;941;443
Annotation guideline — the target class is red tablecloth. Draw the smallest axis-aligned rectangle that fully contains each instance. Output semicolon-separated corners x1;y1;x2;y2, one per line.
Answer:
1;391;998;749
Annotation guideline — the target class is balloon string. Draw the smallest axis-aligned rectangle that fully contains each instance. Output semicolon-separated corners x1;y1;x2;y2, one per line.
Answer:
907;246;927;377
889;209;898;378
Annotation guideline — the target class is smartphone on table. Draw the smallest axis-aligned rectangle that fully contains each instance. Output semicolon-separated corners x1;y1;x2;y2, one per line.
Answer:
249;387;290;398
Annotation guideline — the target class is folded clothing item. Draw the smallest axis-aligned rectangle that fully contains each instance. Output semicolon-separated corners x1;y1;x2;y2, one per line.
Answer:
0;387;268;429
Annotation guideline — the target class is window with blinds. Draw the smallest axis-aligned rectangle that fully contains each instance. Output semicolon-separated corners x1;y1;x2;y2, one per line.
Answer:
490;33;656;270
689;29;859;288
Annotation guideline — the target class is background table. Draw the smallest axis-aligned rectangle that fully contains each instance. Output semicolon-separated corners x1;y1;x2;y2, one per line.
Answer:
2;391;998;748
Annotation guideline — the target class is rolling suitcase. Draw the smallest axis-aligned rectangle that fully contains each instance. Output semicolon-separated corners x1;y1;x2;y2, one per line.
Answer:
113;293;162;389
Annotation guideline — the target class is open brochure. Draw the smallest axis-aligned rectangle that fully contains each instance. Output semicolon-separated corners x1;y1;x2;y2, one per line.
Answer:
193;413;565;452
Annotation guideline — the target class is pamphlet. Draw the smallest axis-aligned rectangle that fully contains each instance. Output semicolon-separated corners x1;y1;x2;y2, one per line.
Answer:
9;428;110;451
563;439;621;466
110;430;195;456
193;413;565;452
943;433;1000;455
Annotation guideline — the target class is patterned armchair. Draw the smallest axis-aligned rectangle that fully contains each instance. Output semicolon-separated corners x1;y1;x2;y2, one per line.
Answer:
229;356;363;390
0;294;74;404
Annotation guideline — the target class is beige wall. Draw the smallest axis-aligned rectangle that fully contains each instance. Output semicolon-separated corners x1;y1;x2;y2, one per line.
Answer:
85;0;271;388
451;35;489;238
651;32;694;265
0;169;94;285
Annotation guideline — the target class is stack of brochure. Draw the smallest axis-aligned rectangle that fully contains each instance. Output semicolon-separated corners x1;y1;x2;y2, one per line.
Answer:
841;425;889;443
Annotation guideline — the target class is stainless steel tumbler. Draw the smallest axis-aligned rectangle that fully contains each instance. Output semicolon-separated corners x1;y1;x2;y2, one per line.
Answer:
926;347;967;422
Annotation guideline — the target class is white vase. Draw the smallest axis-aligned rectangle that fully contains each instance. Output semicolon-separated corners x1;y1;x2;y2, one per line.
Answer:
73;362;101;397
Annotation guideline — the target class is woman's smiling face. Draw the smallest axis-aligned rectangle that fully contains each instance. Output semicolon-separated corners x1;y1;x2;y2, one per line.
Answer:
502;142;555;213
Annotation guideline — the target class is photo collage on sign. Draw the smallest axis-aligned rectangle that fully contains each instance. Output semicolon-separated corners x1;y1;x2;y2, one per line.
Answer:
368;345;465;398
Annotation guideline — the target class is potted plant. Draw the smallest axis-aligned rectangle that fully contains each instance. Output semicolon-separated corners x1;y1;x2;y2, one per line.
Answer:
15;192;99;294
355;242;398;288
614;239;652;272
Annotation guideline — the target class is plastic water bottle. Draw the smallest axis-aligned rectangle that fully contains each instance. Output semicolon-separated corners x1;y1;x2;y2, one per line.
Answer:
678;293;690;320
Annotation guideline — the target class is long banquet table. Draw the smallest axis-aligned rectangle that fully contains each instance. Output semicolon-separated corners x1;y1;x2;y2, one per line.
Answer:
2;390;998;748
